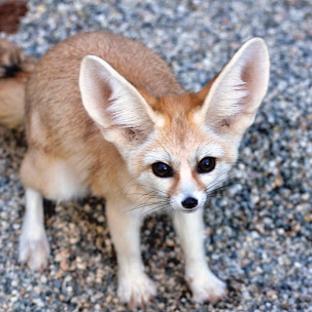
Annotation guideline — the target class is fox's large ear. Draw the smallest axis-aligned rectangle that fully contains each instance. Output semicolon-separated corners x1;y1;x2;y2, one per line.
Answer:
195;38;270;140
79;55;161;146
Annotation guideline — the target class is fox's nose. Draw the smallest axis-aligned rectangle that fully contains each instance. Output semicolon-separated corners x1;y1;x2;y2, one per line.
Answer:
181;197;198;209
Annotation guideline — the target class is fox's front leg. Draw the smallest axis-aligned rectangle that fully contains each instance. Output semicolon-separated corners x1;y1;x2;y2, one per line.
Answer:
105;199;156;307
173;208;227;303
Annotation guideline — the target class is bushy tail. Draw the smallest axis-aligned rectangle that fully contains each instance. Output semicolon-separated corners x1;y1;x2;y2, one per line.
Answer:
0;39;36;128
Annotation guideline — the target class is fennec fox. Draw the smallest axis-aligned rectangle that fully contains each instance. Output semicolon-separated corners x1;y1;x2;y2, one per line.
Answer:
0;32;269;307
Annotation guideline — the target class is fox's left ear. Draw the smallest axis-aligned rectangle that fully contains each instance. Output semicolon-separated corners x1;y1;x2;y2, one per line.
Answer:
79;55;162;148
195;38;270;139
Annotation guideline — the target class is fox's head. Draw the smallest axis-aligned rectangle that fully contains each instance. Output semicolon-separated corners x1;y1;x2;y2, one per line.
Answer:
79;38;269;213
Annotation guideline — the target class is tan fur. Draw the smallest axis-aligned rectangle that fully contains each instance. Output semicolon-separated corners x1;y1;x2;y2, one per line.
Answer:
0;32;270;307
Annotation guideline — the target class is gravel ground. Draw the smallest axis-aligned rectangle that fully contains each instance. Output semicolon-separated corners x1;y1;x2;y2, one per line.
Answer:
1;0;312;311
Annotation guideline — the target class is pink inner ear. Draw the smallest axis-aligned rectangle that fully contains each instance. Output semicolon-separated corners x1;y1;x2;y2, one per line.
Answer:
80;56;113;128
239;40;270;109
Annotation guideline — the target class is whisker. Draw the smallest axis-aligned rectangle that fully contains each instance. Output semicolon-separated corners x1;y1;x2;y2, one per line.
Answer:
205;171;231;198
206;185;230;198
123;187;171;221
135;202;170;221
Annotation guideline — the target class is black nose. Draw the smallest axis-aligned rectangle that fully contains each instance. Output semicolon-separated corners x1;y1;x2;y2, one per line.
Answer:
181;197;198;209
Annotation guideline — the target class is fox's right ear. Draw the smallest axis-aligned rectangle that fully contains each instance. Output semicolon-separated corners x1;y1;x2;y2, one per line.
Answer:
79;55;162;146
195;38;270;141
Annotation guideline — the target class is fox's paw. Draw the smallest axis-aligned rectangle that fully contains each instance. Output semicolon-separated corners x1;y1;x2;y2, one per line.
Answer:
19;230;50;272
187;269;227;303
118;272;156;308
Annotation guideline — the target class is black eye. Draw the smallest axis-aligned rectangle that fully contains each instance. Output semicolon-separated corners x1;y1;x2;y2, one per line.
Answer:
197;157;216;173
152;162;173;178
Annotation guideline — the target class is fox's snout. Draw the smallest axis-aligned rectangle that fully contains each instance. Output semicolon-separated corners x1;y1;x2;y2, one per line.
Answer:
170;185;206;212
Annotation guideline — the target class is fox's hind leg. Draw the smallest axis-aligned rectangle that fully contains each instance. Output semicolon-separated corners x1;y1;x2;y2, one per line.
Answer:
19;188;49;271
19;148;88;271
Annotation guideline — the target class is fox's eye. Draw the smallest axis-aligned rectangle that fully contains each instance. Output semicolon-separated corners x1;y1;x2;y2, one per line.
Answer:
197;157;216;173
152;162;173;178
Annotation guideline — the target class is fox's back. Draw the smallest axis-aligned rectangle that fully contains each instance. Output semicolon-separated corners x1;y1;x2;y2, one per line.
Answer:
24;32;182;174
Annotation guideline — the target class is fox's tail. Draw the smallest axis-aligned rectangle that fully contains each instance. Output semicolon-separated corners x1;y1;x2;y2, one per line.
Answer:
0;39;36;128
